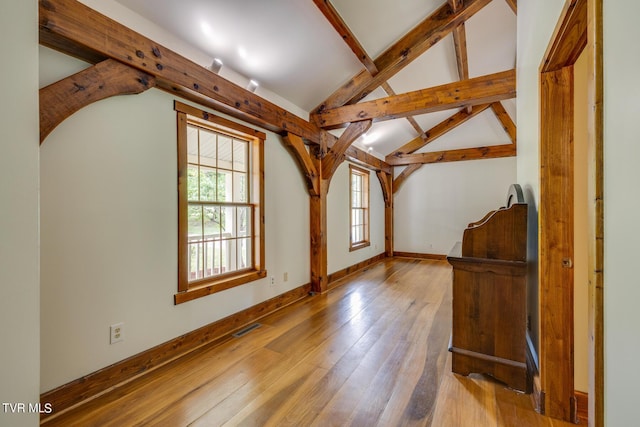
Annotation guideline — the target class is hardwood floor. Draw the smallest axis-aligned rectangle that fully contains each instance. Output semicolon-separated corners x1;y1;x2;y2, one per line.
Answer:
42;258;575;426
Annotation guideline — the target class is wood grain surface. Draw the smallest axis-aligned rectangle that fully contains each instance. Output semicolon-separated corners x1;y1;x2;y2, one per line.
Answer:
42;258;574;426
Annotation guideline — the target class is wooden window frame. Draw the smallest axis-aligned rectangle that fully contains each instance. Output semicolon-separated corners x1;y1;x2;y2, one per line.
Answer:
174;101;266;304
349;164;370;251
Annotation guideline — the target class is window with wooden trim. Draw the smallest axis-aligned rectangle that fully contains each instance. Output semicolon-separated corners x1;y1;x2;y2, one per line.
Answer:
175;101;265;304
349;164;370;251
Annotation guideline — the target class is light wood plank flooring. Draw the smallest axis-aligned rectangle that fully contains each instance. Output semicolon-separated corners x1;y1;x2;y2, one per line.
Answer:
42;258;574;426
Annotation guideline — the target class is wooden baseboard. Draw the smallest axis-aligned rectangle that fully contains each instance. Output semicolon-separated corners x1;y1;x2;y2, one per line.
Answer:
393;251;447;260
531;373;544;415
40;282;312;421
575;390;588;424
327;253;387;287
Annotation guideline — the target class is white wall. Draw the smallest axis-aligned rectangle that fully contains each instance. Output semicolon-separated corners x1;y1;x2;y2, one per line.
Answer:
0;1;40;426
603;2;640;424
327;162;386;274
516;1;565;203
39;47;310;392
394;157;517;255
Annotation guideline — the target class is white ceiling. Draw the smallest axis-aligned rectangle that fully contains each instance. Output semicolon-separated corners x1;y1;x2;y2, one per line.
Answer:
113;0;516;158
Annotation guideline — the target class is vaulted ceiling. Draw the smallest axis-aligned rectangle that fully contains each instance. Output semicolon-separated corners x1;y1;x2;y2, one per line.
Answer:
112;0;516;162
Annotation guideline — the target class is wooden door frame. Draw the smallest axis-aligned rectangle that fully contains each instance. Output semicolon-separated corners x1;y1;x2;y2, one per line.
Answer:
538;0;603;424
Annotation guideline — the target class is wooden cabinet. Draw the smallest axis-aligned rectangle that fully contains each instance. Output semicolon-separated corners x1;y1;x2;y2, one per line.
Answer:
447;186;531;392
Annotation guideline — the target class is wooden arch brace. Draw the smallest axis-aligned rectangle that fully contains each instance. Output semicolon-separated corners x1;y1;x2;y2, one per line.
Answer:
321;120;372;181
376;170;394;256
39;58;155;143
282;133;320;197
393;164;422;194
375;170;392;207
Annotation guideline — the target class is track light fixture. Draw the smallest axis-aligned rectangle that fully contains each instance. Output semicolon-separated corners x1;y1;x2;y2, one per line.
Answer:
247;79;259;93
208;58;223;74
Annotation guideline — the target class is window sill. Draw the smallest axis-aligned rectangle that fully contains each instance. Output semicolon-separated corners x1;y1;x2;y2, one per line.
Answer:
349;241;371;252
174;269;267;304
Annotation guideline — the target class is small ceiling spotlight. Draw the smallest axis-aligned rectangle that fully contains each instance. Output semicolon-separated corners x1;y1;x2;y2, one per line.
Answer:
361;132;379;145
247;79;259;93
367;147;373;153
208;58;223;74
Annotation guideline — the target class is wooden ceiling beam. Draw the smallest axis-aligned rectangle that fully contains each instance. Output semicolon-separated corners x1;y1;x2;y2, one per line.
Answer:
313;69;516;129
387;143;517;166
344;145;392;174
39;0;321;143
39;58;155;143
387;103;492;160
453;24;471;114
490;101;516;145
504;0;517;14
380;82;427;140
313;1;427;147
313;0;493;113
38;0;391;174
312;0;377;75
448;0;472;114
321;120;372;180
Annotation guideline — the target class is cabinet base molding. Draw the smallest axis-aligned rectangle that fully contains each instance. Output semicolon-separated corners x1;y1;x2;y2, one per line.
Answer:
449;343;531;393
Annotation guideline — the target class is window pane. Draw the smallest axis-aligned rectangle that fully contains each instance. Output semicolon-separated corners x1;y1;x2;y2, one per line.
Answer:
223;238;237;273
238;206;251;237
202;239;213;279
212;240;222;274
180;109;261;290
239;238;252;269
203;206;220;239
234;172;247;202
217;170;233;202
188;242;204;280
199;129;217;167
352;190;361;208
199;167;217;202
217;134;233;169
187;126;199;164
221;206;235;238
233;140;248;172
349;167;369;248
187;166;199;201
188;205;203;238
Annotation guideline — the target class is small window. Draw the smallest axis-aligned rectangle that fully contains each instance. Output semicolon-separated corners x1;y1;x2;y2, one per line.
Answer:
349;164;370;251
175;102;265;304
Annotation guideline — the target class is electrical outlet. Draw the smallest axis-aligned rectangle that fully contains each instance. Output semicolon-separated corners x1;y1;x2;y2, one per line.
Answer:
283;272;288;282
110;323;124;344
270;276;275;286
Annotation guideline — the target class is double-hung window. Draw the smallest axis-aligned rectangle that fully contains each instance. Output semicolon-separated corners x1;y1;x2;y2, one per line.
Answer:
175;102;265;303
349;164;370;251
